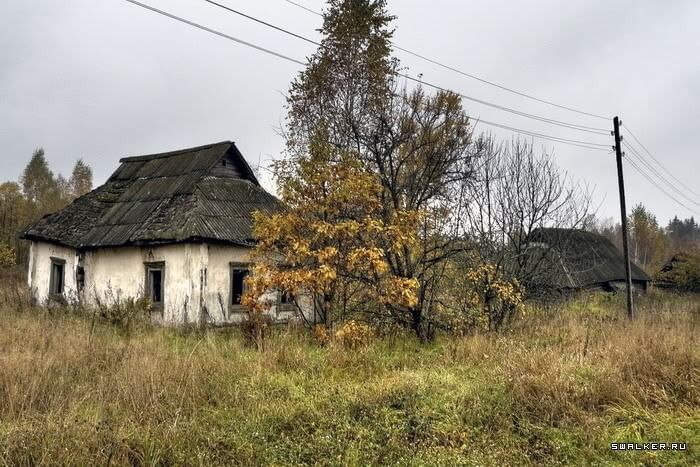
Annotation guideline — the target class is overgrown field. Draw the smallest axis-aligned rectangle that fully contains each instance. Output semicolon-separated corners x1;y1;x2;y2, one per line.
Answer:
0;281;698;466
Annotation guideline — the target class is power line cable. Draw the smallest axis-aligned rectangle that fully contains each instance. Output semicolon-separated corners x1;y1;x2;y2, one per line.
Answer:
284;0;321;17
203;0;318;46
282;0;611;121
626;143;699;206
622;141;700;206
123;0;306;66
399;72;610;146
623;123;700;198
200;0;611;136
394;45;610;121
476;119;609;151
625;157;699;216
122;0;609;151
623;142;700;207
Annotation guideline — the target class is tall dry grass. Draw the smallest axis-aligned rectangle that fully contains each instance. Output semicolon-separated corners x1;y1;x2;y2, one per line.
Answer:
0;278;698;465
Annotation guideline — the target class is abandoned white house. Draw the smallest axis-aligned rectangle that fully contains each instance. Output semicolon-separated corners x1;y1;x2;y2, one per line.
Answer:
21;141;315;325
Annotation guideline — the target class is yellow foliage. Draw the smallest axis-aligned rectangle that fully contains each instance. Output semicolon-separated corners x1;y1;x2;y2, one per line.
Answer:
312;324;331;346
244;125;421;318
382;277;420;308
347;247;389;274
386;210;424;252
334;320;374;349
316;246;339;264
463;262;524;309
317;264;338;283
437;258;525;332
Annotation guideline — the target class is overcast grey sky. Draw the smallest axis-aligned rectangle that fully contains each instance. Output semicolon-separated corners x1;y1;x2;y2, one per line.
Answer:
2;0;699;224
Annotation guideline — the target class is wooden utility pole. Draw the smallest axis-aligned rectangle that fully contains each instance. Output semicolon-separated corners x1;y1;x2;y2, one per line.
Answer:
613;116;634;319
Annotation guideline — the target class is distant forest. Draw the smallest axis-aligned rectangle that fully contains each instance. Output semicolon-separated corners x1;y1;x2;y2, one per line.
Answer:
584;208;699;275
0;148;93;266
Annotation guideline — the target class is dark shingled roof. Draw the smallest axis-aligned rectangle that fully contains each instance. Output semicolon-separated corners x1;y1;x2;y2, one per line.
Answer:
22;141;282;249
527;228;652;288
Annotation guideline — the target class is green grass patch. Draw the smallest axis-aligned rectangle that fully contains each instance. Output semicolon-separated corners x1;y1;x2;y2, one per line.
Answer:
0;292;698;465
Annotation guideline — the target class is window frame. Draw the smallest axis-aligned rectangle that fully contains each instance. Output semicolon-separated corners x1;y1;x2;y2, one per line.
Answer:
277;290;298;314
49;257;66;297
229;262;250;314
144;261;165;311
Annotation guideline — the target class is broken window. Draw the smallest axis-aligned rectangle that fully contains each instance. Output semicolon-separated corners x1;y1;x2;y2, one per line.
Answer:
279;290;294;305
144;262;165;308
49;257;65;296
230;264;249;306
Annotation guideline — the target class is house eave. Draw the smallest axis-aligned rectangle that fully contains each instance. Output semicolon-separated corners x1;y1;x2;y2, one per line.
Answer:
20;234;79;250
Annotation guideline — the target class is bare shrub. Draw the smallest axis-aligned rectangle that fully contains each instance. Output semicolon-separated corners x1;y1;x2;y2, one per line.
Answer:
240;312;273;350
93;294;152;333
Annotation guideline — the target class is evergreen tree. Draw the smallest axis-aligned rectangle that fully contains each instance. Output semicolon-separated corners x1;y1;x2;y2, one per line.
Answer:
667;215;700;248
69;158;93;199
20;148;56;206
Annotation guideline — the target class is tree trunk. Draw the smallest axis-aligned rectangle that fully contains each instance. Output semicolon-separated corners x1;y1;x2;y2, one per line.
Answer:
411;307;421;334
411;307;433;342
486;296;495;332
324;296;332;329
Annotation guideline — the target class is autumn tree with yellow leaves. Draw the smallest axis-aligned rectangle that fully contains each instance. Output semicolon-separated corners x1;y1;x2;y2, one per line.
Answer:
248;0;475;339
244;127;420;327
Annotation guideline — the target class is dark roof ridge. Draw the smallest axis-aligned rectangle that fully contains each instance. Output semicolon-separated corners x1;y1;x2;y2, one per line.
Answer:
119;141;233;163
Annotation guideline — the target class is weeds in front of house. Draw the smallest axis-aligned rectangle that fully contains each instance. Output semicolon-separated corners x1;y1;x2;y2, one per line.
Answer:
0;281;698;465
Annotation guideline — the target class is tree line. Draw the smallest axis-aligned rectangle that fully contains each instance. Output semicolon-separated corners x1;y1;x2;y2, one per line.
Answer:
0;148;93;267
585;208;699;275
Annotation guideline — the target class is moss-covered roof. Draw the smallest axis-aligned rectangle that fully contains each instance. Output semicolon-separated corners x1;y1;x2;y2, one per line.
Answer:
22;141;281;249
527;228;652;288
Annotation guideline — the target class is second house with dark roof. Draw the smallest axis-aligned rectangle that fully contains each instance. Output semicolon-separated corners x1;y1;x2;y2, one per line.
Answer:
21;141;316;325
525;228;652;294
